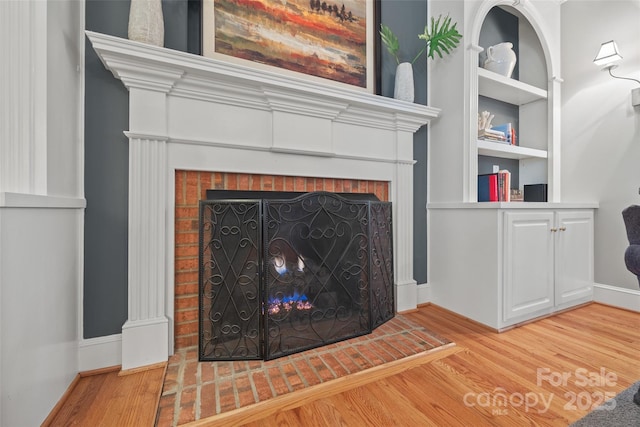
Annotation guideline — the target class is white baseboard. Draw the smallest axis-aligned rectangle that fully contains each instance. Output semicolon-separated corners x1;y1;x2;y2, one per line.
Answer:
417;282;431;305
78;334;122;372
593;284;640;312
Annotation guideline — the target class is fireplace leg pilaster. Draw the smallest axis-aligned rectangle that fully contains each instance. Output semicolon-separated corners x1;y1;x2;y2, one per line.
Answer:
122;135;169;370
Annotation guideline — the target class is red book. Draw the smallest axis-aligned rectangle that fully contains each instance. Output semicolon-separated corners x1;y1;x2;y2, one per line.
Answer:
489;174;498;201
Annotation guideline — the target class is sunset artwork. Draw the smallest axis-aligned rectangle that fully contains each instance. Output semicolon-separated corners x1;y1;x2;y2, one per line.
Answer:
208;0;370;88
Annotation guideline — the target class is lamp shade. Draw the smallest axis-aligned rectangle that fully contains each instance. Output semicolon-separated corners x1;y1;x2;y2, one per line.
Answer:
593;40;622;66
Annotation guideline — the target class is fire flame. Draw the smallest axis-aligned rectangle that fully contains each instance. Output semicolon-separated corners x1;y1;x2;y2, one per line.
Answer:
268;290;313;314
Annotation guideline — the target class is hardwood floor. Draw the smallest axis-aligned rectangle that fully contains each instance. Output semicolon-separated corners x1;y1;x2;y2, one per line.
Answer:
225;303;640;427
44;303;640;426
43;364;166;427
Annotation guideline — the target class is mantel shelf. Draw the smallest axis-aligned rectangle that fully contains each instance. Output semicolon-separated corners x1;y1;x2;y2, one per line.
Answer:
478;67;547;105
477;139;548;160
86;31;440;133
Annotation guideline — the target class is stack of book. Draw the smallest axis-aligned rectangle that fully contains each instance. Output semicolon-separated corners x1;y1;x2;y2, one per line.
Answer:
478;128;508;143
478;170;511;202
478;123;516;145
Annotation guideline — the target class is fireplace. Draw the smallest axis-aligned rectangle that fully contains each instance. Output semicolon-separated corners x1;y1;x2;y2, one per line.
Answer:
199;191;394;360
88;31;438;370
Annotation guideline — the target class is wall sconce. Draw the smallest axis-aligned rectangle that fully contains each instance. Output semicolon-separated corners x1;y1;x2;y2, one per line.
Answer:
593;40;640;107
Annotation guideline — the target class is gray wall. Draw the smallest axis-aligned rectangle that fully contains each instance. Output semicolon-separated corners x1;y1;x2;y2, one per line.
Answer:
380;1;429;284
83;0;429;338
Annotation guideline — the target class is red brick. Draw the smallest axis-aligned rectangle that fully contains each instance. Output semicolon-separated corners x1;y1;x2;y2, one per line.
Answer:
281;361;305;391
234;373;255;407
175;334;197;349
199;172;212;200
175;271;198;285
250;175;261;190
175;257;198;271
156;393;176;427
175;232;198;245
175;296;198;310
238;174;250;190
177;387;197;424
176;308;198;323
319;353;349;377
199;383;217;418
162;365;180;394
233;361;249;374
251;371;274;402
226;173;238;190
176;207;199;219
294;359;321;387
216;361;233;378
217;378;236;412
309;356;335;382
175;244;199;258
284;176;294;191
185;172;200;205
273;175;284;191
213;172;224;189
175;171;186;206
294;177;305;191
248;360;264;370
324;179;335;193
267;366;290;396
176;321;198;337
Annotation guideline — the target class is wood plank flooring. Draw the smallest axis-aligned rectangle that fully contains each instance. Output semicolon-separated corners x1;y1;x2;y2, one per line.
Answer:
43;364;166;426
233;303;640;427
44;303;640;426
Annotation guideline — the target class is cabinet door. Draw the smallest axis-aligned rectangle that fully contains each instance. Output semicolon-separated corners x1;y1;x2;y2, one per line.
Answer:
503;211;555;322
555;211;594;306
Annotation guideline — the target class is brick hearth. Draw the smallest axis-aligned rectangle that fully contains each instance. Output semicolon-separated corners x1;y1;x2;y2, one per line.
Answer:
174;170;390;351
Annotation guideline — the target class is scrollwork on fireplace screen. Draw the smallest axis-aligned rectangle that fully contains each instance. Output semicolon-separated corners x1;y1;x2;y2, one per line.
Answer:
199;191;394;361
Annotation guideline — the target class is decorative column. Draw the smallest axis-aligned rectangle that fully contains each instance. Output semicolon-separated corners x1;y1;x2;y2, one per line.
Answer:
393;119;424;313
0;0;47;195
93;38;184;369
121;132;170;370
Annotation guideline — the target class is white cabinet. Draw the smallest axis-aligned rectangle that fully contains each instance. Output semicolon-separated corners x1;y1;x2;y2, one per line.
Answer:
428;205;595;330
503;211;555;322
503;210;594;324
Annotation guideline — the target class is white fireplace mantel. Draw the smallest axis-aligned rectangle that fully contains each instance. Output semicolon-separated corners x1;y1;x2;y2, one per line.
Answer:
87;31;440;370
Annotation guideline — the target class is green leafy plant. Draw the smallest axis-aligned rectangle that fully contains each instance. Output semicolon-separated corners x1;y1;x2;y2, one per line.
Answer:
380;14;462;65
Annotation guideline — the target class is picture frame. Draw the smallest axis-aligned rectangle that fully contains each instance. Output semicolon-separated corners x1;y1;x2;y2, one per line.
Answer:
191;0;380;94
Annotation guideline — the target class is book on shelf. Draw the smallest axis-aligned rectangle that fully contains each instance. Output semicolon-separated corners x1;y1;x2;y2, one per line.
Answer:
478;170;511;202
490;123;516;145
478;128;508;144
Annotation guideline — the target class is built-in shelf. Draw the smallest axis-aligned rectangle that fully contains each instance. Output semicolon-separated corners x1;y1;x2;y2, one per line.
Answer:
477;139;548;160
478;67;547;105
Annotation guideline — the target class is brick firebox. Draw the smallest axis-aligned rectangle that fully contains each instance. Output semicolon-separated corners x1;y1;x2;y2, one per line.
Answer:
174;170;390;350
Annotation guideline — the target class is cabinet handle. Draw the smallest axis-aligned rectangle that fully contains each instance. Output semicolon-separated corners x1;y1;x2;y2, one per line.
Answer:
550;228;557;232
559;226;567;231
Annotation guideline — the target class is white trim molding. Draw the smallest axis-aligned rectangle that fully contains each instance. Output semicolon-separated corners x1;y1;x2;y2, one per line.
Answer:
78;334;122;372
593;284;640;312
87;31;439;369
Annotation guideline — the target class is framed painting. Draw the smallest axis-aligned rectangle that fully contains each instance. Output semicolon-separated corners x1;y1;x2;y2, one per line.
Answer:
201;0;380;93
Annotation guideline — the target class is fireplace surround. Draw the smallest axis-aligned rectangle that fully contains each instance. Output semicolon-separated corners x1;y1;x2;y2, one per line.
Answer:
87;31;439;370
199;191;394;360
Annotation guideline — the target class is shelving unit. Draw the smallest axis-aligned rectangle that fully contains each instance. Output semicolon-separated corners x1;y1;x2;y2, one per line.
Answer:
478;67;547;105
477;139;547;160
427;1;596;330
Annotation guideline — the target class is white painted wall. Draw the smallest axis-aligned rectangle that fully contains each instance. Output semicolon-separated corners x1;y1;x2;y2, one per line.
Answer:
561;0;640;291
0;206;81;426
0;0;84;424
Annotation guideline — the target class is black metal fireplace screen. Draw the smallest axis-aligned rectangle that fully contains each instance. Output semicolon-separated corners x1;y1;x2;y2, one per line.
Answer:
199;191;394;361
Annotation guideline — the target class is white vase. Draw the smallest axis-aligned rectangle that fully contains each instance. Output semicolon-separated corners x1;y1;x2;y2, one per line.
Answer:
394;62;415;103
128;0;165;47
484;42;517;78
